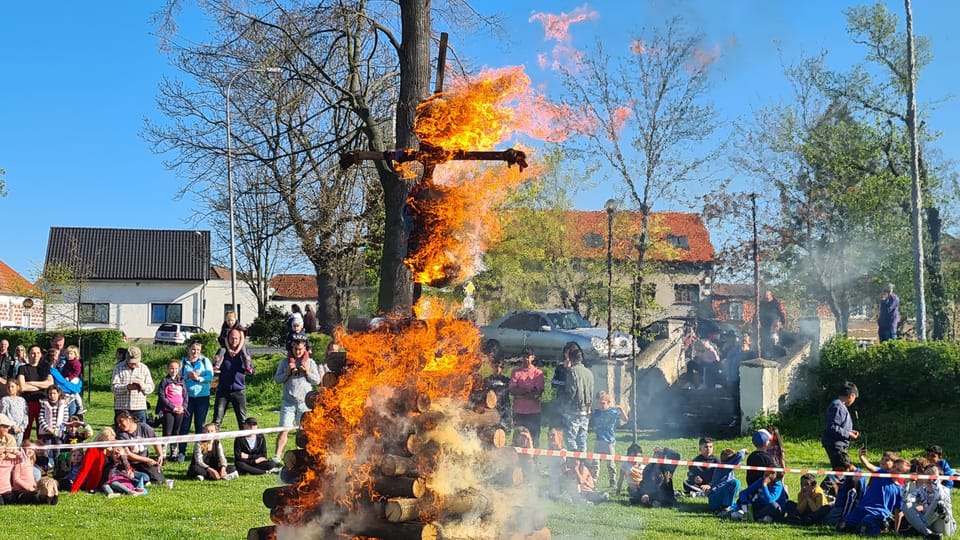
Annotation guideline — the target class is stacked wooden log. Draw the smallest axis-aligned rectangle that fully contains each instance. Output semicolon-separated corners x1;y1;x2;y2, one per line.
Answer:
250;376;549;540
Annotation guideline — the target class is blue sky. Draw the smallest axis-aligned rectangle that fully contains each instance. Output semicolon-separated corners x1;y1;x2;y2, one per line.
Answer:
1;1;957;281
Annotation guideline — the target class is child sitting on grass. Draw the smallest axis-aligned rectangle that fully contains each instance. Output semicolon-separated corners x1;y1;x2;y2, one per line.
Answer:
562;457;610;504
636;447;680;508
618;443;643;498
189;423;238;481
839;457;910;535
786;473;831;525
729;470;788;523
901;463;956;539
683;437;718;496
710;448;747;513
823;452;866;526
925;445;955;490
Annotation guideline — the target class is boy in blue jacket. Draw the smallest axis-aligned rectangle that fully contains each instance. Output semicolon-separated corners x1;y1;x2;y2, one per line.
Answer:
710;448;747;512
840;457;910;535
730;470;788;523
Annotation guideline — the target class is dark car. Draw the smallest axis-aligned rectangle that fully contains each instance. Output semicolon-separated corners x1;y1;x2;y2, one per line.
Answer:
480;309;634;364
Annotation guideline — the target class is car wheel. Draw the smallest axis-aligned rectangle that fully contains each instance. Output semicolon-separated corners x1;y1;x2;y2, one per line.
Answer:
482;340;502;362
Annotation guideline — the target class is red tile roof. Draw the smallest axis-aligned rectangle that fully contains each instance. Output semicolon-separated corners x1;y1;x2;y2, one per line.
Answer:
0;260;40;297
270;274;317;300
563;211;714;264
210;266;232;280
713;283;756;298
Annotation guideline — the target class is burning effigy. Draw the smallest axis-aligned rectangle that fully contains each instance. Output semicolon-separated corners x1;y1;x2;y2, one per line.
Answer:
251;67;564;540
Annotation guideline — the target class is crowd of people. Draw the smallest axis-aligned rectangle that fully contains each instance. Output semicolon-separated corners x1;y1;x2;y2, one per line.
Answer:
0;305;326;504
486;342;956;538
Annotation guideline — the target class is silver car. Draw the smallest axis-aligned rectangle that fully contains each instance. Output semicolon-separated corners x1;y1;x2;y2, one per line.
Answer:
480;309;634;364
154;323;204;345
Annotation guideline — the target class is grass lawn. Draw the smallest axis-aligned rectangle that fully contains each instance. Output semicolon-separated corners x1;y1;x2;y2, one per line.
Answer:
13;346;960;539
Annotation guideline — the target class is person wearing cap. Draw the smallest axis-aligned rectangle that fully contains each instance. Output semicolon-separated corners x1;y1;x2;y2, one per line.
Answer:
273;333;325;462
234;417;276;475
213;327;254;429
0;413;18;458
110;346;155;424
878;283;900;342
745;428;778;487
284;313;310;355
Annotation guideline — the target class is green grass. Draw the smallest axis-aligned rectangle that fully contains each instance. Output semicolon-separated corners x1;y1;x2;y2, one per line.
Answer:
14;346;960;539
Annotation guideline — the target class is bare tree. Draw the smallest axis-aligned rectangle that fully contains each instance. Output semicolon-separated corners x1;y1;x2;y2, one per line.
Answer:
150;0;497;325
554;17;721;321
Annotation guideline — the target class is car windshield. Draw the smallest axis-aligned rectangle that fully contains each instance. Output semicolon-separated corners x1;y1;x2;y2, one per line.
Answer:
158;324;178;332
545;311;592;330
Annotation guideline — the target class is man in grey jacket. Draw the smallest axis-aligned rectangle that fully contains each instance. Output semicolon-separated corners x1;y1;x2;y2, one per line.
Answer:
273;333;325;461
562;344;594;452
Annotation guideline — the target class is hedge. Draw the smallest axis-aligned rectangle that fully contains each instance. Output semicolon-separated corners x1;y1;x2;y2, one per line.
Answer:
818;336;960;407
0;329;125;364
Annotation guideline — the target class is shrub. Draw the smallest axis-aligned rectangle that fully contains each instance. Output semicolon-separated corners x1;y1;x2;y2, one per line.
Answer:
247;306;287;347
817;336;960;408
0;329;125;365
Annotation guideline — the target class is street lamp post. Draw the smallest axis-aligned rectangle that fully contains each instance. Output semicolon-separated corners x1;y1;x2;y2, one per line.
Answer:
604;199;618;364
226;66;281;322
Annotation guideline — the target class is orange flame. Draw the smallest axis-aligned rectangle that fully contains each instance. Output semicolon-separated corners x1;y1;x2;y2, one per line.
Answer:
404;67;575;287
291;305;484;521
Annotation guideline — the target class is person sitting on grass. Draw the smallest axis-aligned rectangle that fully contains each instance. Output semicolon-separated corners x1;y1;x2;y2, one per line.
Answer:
765;426;786;468
925;445;955;490
710;448;747;513
823;452;867;527
234;417;277;475
115;410;165;485
562;457;610;504
786;473;831;525
70;427;116;494
189;423;238;481
636;446;680;508
839;457;910;535
728;470;788;523
588;391;627;490
901;462;957;540
102;446;146;497
619;443;643;499
683;437;718;496
746;429;779;487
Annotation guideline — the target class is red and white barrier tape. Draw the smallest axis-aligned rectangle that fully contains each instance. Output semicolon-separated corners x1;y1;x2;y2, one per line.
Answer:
512;446;960;482
8;426;291;453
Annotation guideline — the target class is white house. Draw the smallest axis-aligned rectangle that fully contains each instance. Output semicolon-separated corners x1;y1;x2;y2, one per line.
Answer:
0;259;44;329
42;227;268;338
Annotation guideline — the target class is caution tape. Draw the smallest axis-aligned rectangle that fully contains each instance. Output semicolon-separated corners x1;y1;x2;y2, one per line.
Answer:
511;446;960;483
6;425;291;454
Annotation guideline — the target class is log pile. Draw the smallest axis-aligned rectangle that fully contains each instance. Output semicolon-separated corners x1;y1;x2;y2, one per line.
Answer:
251;370;548;540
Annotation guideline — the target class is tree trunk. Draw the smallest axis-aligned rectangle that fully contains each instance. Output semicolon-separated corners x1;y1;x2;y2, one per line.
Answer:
315;270;338;334
925;205;948;340
377;0;432;316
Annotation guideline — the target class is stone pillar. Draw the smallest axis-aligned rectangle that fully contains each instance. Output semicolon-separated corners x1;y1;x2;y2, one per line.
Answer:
738;358;780;434
590;360;633;418
797;315;836;365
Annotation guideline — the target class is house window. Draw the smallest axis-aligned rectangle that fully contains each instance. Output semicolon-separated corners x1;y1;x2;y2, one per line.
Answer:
674;284;699;304
582;232;604;249
151;303;183;324
224;304;241;321
79;303;109;324
667;234;689;250
727;301;744;321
